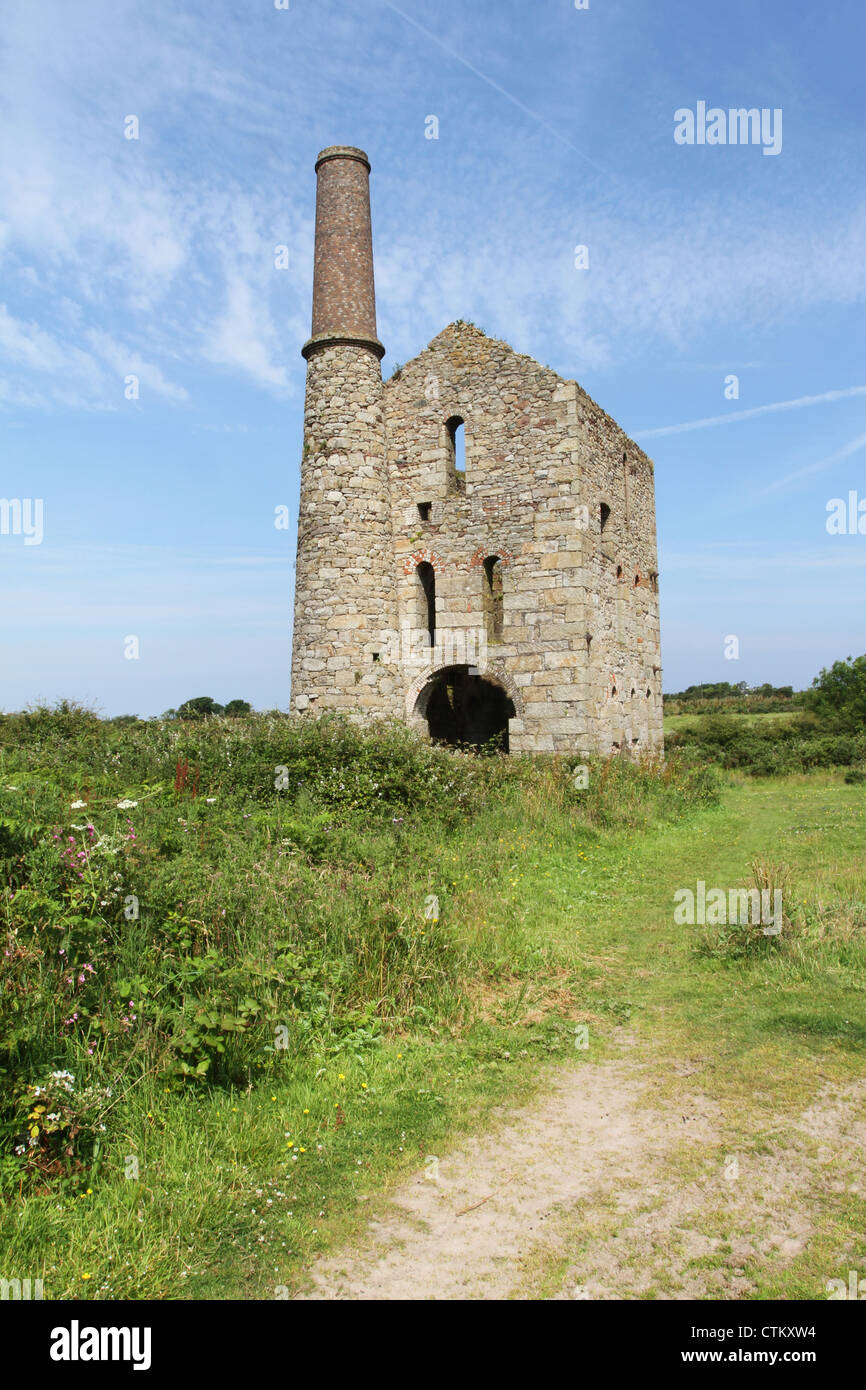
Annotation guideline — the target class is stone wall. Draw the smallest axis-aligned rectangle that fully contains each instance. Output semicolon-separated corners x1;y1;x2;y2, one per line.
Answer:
290;342;402;717
382;322;663;754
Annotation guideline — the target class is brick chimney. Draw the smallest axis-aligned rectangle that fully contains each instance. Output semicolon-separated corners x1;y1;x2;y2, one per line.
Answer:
302;145;385;360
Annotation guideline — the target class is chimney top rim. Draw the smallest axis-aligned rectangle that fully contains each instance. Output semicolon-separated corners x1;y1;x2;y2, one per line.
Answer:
315;145;371;172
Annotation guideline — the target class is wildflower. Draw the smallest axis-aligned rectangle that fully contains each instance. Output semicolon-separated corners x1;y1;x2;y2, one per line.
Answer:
116;799;138;809
81;1273;91;1280
71;800;87;809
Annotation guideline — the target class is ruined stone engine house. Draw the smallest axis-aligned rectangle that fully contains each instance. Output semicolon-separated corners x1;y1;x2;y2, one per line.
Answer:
291;145;663;755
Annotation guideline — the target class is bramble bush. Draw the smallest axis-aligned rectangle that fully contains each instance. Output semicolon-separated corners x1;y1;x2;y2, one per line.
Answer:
666;713;866;776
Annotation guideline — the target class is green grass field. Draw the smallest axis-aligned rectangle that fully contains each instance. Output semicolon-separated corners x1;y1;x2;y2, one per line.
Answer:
1;708;863;1300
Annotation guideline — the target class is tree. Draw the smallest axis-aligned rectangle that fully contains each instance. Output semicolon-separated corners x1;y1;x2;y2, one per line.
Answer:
223;699;252;717
804;655;866;730
175;696;224;720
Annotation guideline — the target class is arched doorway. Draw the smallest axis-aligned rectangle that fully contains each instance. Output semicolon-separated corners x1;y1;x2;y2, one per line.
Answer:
415;665;515;751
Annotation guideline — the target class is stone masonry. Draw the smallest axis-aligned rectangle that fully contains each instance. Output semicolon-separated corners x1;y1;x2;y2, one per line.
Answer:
291;146;663;755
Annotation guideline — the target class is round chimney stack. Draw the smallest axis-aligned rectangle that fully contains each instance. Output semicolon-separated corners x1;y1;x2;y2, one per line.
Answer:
302;145;384;360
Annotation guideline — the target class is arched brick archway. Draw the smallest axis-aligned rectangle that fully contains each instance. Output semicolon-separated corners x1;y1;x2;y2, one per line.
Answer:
407;663;521;751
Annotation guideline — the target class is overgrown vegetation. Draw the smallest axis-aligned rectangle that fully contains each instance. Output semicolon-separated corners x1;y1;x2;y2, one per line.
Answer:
663;680;801;717
665;655;866;775
0;704;716;1197
1;702;863;1300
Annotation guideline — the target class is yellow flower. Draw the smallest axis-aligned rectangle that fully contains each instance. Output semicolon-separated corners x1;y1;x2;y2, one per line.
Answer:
338;1073;345;1080
303;1108;309;1114
299;1147;306;1153
271;1095;276;1101
361;1083;368;1090
81;1272;91;1280
86;1188;92;1195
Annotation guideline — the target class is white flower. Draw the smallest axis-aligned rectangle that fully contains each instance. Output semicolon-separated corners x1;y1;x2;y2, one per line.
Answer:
206;797;217;804
71;800;87;809
5;785;19;791
116;799;138;809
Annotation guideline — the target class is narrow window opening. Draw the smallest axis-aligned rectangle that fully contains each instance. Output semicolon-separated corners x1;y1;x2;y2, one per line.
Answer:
645;687;651;698
611;684;617;697
630;687;636;697
417;502;431;522
446;416;465;473
616;564;623;579
585;633;593;652
372;652;381;663
600;502;611;533
482;555;504;643
633;573;640;587
416;561;436;647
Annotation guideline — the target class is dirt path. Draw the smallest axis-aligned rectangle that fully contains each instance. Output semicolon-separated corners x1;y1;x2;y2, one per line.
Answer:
297;1048;866;1300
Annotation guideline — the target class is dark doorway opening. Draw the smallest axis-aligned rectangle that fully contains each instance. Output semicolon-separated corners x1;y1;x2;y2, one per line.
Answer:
420;665;514;752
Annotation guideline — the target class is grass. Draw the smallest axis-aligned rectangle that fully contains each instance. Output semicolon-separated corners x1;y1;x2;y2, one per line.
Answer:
664;710;800;733
1;708;864;1300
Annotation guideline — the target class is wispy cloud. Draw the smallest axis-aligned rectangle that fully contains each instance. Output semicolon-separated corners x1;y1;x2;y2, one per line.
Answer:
760;430;866;496
634;386;866;441
380;0;611;175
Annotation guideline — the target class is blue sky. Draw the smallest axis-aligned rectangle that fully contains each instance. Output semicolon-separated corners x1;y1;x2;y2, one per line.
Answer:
1;0;864;715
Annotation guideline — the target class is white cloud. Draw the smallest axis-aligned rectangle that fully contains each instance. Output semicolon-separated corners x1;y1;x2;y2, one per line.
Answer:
204;276;289;391
86;329;188;403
